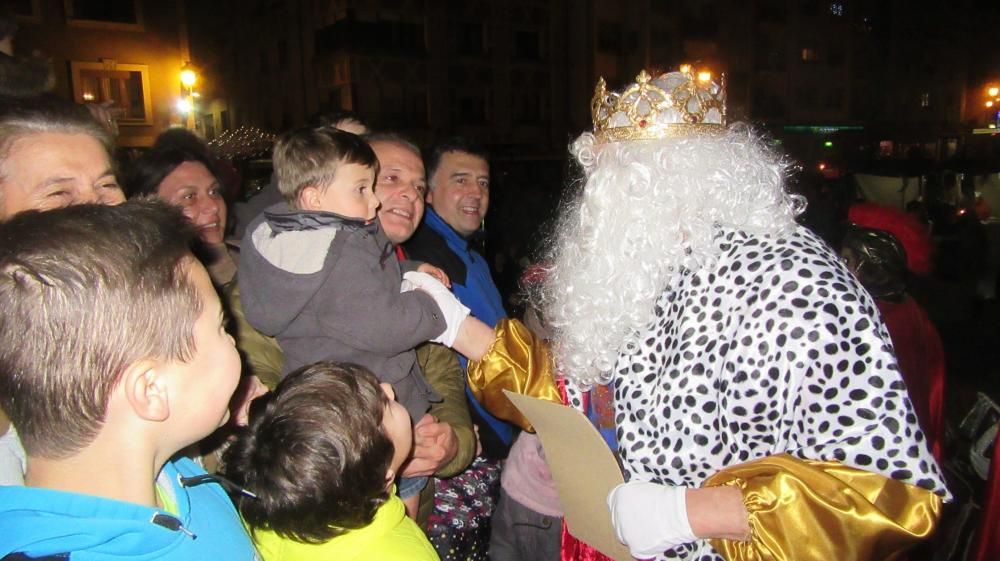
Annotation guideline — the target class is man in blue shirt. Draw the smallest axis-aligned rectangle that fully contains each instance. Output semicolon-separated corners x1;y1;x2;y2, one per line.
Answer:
404;138;512;458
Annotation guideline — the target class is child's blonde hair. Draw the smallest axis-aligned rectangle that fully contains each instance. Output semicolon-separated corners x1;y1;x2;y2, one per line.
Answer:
272;127;379;208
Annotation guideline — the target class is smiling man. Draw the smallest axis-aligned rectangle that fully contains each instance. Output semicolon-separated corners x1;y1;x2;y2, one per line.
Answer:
369;134;427;246
403;138;514;460
368;133;491;560
368;133;477;482
426;149;489;239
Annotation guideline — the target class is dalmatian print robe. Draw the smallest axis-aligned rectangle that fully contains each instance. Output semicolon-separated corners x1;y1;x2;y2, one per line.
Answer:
604;226;949;561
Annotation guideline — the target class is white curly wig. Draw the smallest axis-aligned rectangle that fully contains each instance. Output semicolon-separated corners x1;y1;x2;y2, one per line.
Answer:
538;124;805;387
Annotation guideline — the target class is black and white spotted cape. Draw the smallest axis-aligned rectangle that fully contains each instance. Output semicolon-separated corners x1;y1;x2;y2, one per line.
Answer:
569;226;950;561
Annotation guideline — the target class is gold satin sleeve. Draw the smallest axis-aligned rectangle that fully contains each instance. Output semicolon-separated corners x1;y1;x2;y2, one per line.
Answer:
466;318;562;431
703;454;942;561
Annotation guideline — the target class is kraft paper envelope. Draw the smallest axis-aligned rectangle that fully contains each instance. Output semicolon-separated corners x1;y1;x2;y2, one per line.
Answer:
503;390;633;561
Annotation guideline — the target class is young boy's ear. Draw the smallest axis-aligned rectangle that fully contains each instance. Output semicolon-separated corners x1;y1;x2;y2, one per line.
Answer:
298;185;321;211
121;359;170;422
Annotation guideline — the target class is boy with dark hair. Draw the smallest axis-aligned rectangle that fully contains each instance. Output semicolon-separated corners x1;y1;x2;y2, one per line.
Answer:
0;200;256;560
224;361;437;560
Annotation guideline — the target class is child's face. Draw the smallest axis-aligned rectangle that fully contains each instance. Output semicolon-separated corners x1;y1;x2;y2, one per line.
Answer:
162;259;242;446
313;163;379;221
379;383;413;473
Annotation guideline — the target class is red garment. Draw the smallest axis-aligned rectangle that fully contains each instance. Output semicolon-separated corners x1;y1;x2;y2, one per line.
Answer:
848;203;934;276
561;520;615;561
876;297;946;460
972;430;1000;561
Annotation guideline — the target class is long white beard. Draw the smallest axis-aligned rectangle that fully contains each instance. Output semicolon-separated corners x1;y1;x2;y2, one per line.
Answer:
538;125;804;387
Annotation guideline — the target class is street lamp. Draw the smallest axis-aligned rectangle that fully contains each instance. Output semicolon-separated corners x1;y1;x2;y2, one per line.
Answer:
179;62;197;129
180;67;196;90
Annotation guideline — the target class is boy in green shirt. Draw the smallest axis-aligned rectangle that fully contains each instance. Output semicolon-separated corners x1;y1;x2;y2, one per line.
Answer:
225;361;437;561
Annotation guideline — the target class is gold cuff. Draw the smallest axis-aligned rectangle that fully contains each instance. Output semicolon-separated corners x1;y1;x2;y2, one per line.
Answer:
466;318;562;431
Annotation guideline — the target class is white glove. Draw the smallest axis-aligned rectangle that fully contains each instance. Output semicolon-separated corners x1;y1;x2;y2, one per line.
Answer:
607;480;698;559
402;271;470;347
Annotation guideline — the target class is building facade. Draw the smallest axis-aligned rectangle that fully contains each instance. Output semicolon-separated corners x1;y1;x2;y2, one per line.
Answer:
12;0;193;148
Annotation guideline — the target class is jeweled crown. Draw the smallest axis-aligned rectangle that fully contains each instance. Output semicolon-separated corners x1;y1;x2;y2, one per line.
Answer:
591;66;726;143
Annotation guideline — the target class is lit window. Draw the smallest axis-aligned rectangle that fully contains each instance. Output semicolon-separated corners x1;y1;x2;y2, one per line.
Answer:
801;48;818;62
920;93;930;107
830;3;844;16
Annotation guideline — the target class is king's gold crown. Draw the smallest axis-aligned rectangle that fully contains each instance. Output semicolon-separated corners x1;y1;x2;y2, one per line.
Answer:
591;66;726;143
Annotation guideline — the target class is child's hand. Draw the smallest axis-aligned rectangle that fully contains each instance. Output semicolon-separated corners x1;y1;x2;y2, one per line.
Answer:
401;271;470;347
417;263;451;288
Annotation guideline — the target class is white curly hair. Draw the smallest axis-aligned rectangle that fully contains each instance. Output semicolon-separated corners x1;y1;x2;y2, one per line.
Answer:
537;124;805;387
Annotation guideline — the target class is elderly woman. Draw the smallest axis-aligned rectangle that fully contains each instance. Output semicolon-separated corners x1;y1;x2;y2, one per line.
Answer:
0;100;123;218
125;131;282;396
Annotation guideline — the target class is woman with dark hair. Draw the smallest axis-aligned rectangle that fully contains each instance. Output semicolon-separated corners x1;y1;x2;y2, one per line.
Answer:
126;136;235;285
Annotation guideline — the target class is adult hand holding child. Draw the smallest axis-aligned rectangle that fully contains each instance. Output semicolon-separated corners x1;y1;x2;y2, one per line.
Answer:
402;414;460;478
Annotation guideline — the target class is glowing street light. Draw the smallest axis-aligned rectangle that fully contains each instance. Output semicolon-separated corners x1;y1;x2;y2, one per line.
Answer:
697;71;712;82
180;65;197;90
176;98;193;114
178;62;199;128
989;86;999;97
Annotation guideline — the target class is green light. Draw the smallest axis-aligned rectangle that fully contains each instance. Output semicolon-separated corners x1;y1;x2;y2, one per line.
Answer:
823;141;834;147
782;125;864;133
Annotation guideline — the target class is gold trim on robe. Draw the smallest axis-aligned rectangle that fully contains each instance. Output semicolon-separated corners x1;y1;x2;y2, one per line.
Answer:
466;318;562;431
704;454;942;561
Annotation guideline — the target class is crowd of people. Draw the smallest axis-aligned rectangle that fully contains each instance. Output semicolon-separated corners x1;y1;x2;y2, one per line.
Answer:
0;50;991;561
